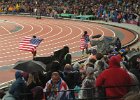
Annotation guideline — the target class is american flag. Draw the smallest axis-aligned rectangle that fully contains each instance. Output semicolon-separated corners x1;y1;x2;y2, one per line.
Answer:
80;37;88;50
19;36;43;52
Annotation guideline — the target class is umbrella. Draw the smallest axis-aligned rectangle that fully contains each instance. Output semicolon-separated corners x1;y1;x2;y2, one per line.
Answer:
13;60;46;73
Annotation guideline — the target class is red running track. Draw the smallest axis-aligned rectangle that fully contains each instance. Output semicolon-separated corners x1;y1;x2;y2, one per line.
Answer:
0;16;136;83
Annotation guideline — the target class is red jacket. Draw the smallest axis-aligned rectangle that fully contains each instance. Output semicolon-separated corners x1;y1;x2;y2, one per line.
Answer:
96;55;132;99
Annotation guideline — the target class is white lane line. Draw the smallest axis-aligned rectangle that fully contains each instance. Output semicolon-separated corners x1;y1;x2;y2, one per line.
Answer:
69;28;104;53
0;19;55;40
0;20;100;51
0;27;53;61
44;25;63;39
38;24;53;38
0;24;43;47
0;19;50;41
0;23;56;57
1;26;12;34
0;24;53;51
37;24;84;52
95;25;116;37
0;21;53;45
0;18;52;66
2;22;62;48
0;55;32;63
0;24;54;49
0;24;33;41
30;24;44;36
0;20;106;66
0;19;134;68
1;22;98;56
40;25;83;48
50;22;105;54
0;24;76;61
0;24;60;59
95;27;105;38
70;24;116;53
43;25;71;43
6;20;24;33
0;20;24;37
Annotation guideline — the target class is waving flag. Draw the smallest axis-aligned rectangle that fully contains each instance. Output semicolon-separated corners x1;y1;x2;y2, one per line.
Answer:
19;36;43;52
80;37;86;50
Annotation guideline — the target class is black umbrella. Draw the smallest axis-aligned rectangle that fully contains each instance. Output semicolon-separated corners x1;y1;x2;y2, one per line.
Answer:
13;60;46;73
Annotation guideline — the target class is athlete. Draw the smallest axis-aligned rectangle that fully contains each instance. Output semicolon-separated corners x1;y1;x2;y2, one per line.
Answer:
80;31;90;55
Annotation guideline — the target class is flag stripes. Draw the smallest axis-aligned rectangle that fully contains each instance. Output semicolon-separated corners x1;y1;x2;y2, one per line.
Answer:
19;36;42;52
80;37;88;49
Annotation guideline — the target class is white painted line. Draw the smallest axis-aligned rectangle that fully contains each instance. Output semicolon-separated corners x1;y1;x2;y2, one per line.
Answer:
1;26;12;34
96;25;116;37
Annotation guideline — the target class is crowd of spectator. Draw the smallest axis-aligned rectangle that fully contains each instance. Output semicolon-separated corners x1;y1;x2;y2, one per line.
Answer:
0;0;140;24
0;0;140;100
1;44;140;100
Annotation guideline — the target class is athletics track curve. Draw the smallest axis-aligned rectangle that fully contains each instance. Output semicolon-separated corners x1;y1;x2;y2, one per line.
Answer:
0;15;137;83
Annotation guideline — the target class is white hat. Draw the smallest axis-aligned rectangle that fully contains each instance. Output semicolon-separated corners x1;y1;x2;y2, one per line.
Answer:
73;62;80;70
86;67;94;74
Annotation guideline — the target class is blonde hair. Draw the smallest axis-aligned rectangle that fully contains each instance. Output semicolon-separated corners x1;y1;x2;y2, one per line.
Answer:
27;73;35;85
64;64;72;70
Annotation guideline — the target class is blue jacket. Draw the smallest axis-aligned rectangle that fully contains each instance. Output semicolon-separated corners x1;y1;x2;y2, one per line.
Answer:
9;71;28;100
